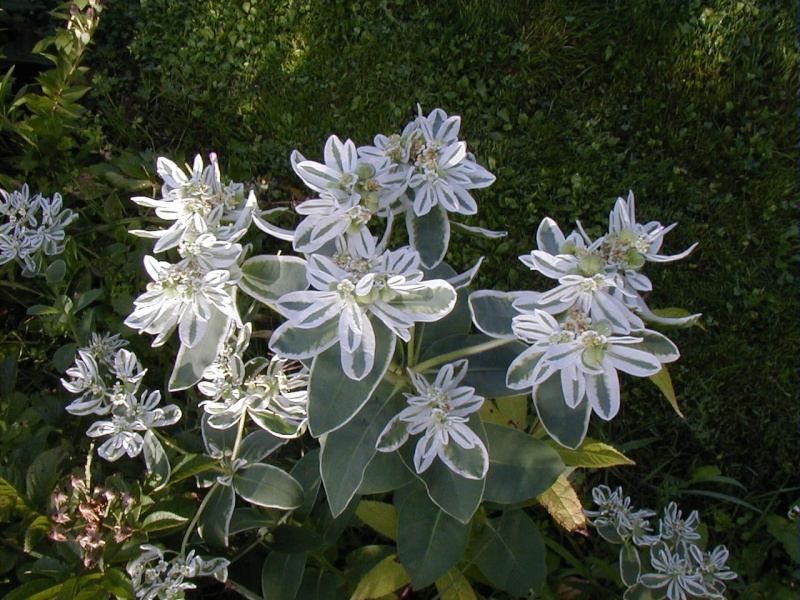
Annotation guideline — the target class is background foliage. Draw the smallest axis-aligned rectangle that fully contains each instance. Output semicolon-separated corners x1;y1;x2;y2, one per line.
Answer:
1;0;797;597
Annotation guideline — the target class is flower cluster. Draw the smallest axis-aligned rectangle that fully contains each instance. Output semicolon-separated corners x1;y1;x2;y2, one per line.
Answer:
585;485;737;599
125;154;254;347
0;184;77;276
127;545;229;600
289;106;498;266
61;334;181;473
49;474;136;569
377;360;488;479
198;323;309;437
475;192;698;448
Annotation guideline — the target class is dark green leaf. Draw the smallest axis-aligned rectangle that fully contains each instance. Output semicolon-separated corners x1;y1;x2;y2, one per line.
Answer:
262;551;306;600
397;488;470;589
483;422;564;505
474;510;546;596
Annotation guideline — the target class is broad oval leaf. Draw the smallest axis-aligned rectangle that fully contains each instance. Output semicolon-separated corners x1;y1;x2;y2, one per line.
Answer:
397;488;470;589
474;510;546;596
198;484;235;547
239;254;308;305
350;554;410;600
483;423;564;505
319;383;406;517
537;473;587;533
533;373;591;449
407;202;449;268
169;309;231;391
308;318;396;436
262;551;306;600
233;464;304;509
468;290;528;338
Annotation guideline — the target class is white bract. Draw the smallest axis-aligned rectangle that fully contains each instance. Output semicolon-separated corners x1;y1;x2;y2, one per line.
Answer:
127;545;228;600
376;360;488;479
87;388;181;461
124;256;242;348
270;238;456;380
199;324;309;437
507;308;678;421
0;184;77;276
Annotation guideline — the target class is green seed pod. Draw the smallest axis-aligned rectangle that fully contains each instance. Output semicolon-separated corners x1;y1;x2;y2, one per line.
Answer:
595;320;613;337
579;254;605;276
582;347;605;368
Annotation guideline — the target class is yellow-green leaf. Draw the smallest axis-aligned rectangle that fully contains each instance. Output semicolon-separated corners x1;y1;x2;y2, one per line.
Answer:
649;366;684;417
350;554;410;600
435;568;477;600
356;500;399;541
478;395;527;430
537;473;586;533
548;438;635;469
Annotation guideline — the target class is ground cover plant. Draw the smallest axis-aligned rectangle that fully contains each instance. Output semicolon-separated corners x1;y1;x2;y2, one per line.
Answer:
1;0;798;598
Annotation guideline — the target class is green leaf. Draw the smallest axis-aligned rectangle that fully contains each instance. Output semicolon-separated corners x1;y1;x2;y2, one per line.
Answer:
620;543;641;587
27;304;59;316
3;579;63;600
46;259;66;284
268;525;324;553
229;507;275;535
100;568;136;599
536;473;587;533
408;202;449;268
533;373;590;449
168;454;219;486
24;515;52;553
319;382;405;517
421;334;527;398
549;438;635;469
483;423;565;505
26;446;67;507
474;510;546;596
261;551;306;600
238;430;287;464
403;415;487;524
397;488;470;589
141;510;190;533
357;450;414;495
308;318;396;436
290;449;321;521
295;567;343;600
479;395;527;430
198;484;235;547
766;514;799;562
73;288;103;313
233;464;304;509
350;554;410;600
468;290;526;338
356;500;399;540
142;430;171;490
435;568;477;600
239;255;308;305
169;310;231;391
416;267;472;349
648;366;683;417
52;343;77;373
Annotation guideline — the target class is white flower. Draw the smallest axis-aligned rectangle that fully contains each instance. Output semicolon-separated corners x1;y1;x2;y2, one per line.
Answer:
585;485;659;545
376;360;488;479
506;308;677;421
270;239;456;380
659;502;701;549
292;189;376;255
87;389;181;461
688;544;737;598
62;349;110;416
0;185;76;276
124;256;242;348
201;353;309;438
131;154;248;252
127;545;228;600
639;545;708;600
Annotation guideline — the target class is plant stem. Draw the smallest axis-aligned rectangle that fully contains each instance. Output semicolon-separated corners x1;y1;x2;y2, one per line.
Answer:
412;337;515;373
180;482;219;556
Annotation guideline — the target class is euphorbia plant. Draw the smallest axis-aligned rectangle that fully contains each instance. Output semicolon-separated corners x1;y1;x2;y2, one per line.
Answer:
51;107;707;598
